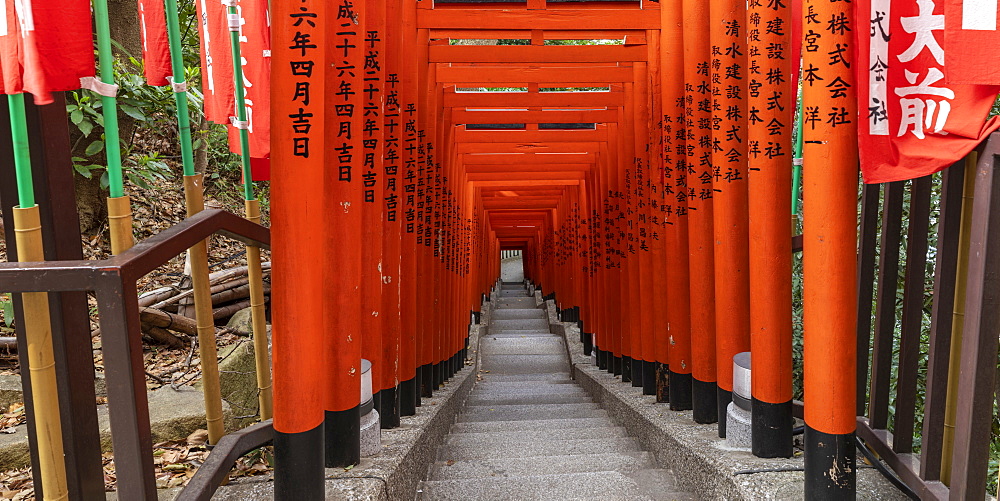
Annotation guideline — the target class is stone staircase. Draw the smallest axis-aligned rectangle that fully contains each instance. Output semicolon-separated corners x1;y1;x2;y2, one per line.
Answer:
418;282;695;500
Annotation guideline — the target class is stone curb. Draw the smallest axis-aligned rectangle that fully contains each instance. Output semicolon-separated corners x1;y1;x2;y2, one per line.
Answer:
209;301;486;501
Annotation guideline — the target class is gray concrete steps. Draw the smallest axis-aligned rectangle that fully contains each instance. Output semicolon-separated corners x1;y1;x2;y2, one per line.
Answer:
465;393;592;406
490;308;546;319
436;436;640;461
488;318;550;331
474;372;574;383
419;294;693;501
428;451;656;480
479;337;566;355
483;332;557;338
449;416;616;434
444;426;628;446
456;403;604;422
495;297;536;308
418;470;687;501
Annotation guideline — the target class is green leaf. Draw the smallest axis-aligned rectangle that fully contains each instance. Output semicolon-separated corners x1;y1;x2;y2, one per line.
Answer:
100;170;110;190
70;110;83;125
1;298;12;327
78;119;94;137
74;164;93;178
119;104;147;121
84;140;105;156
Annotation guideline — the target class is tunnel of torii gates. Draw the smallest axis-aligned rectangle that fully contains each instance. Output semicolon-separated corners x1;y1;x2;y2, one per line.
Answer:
269;0;857;499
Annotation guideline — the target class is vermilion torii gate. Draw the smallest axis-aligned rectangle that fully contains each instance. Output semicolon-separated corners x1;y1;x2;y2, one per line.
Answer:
270;0;858;498
5;0;1000;499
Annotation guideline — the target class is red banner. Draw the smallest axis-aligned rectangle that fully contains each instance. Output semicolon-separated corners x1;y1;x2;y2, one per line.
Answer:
226;0;271;171
857;0;1000;183
195;0;234;124
945;0;1000;84
0;0;94;105
137;0;171;86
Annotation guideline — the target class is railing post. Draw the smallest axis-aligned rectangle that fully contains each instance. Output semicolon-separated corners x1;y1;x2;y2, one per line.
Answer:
948;133;1000;499
96;275;157;500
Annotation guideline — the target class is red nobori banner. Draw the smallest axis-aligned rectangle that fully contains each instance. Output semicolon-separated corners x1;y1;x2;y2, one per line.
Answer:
226;0;271;165
137;0;171;86
945;0;1000;85
0;0;94;105
195;0;235;125
857;0;1000;184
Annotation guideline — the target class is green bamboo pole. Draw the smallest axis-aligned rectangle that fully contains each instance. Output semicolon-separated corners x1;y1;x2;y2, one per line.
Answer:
164;0;195;177
164;0;225;444
8;93;70;500
91;0;125;198
225;2;272;421
227;5;255;202
792;91;803;218
10;95;34;208
93;0;135;254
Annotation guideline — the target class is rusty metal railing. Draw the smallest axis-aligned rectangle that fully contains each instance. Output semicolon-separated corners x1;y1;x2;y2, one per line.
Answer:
0;209;270;500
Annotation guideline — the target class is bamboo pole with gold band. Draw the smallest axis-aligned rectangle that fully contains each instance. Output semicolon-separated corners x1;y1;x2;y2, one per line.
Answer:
244;200;273;421
223;0;272;422
107;196;134;255
163;0;225;444
183;175;226;443
8;93;69;501
93;0;134;255
939;153;977;485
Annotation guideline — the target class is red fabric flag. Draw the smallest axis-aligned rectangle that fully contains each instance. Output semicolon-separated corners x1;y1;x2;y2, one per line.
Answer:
137;0;171;86
0;0;94;105
226;0;271;168
195;0;234;124
856;0;1000;183
945;0;1000;84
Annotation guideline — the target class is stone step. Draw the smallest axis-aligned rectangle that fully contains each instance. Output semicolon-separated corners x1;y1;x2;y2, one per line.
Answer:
456;403;603;423
472;380;578;390
490;308;546;320
470;386;581;398
473;372;574;383
449;416;614;434
444;426;628;447
465;393;593;406
489;318;550;331
479;337;566;356
479;354;568;375
427;451;655;480
499;290;530;297
495;297;536;308
419;470;689;501
436;436;639;461
500;284;525;291
483;332;556;339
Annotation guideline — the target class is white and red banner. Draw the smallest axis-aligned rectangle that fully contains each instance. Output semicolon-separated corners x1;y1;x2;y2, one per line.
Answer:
195;0;271;180
137;0;171;86
945;0;1000;84
195;0;235;125
0;0;94;105
858;0;1000;183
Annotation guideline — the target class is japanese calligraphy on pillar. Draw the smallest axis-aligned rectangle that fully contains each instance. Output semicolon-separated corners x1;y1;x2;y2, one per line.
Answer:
403;103;417;234
712;0;747;186
857;0;1000;183
746;0;790;171
286;1;319;161
333;0;360;184
362;27;382;203
384;73;400;221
